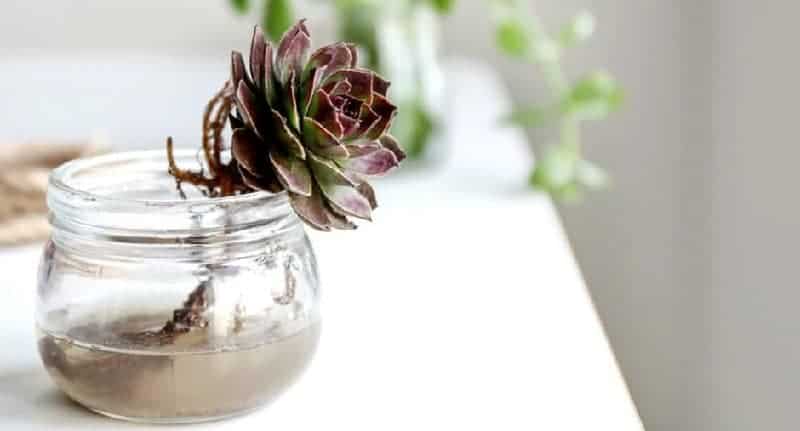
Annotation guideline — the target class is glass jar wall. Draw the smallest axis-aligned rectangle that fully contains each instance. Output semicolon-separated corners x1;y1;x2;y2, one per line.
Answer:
36;151;321;423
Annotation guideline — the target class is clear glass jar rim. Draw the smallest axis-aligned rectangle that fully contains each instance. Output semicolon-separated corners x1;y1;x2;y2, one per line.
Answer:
50;149;287;208
47;150;298;237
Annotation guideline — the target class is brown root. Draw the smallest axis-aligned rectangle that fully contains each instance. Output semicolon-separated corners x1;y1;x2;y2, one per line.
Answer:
165;83;246;199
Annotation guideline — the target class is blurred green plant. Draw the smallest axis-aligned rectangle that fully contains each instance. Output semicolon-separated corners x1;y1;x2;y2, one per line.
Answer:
229;0;454;45
229;0;294;41
492;1;622;201
227;0;622;201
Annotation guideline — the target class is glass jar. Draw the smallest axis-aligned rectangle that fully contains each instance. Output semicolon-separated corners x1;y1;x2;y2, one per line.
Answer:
36;151;321;423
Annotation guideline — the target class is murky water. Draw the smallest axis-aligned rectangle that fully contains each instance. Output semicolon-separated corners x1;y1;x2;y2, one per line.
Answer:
37;318;320;422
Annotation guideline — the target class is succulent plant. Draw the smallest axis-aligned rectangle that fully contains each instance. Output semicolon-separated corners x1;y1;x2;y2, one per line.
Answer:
228;21;404;230
166;20;404;230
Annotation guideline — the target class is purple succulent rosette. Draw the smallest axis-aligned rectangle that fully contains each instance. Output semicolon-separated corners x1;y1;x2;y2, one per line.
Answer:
229;20;405;231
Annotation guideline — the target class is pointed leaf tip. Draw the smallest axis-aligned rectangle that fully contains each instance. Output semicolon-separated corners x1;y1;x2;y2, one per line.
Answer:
289;184;331;231
357;181;378;210
231;50;248;87
250;26;267;88
277;19;311;83
379;134;406;163
323;203;357;230
343;148;399;176
327;188;373;221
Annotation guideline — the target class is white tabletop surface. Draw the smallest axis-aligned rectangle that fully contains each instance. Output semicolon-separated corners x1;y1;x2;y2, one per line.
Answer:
0;60;643;430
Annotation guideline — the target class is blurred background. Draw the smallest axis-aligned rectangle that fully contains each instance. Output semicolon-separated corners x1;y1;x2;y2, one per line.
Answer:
1;1;798;430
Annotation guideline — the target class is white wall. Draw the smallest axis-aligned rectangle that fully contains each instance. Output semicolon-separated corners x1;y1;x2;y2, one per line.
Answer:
0;1;268;56
709;1;800;429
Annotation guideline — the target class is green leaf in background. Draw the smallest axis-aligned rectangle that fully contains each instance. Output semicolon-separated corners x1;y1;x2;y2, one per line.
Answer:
530;145;609;200
559;10;595;47
338;2;381;69
574;159;610;189
428;0;456;14
263;0;294;42
496;18;530;58
394;100;437;160
486;3;620;201
229;0;251;14
563;71;623;121
552;182;582;202
532;166;582;201
504;105;555;128
530;144;579;190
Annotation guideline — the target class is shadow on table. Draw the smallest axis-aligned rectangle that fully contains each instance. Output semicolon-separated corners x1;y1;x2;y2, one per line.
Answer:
0;368;143;429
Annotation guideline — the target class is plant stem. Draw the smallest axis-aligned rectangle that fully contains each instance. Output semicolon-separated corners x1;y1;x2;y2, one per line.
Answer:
522;9;582;158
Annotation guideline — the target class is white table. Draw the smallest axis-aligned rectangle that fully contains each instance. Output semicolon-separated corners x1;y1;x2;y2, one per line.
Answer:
0;60;643;430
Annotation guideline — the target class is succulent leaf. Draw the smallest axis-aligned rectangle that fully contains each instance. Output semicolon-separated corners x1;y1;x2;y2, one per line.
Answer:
372;74;390;96
250;27;267;89
327;79;352;96
269;151;313;196
303;117;349;159
300;67;322;114
270;109;306;159
378;134;406;163
236;81;264;138
262;42;275;104
345;44;359;68
276;20;311;83
285;71;301;130
239;163;282;193
308;152;356;186
342;147;399;176
356;181;378;210
231;51;248;88
290;186;331;231
365;94;398;139
323;204;358;230
308;90;345;138
325;69;374;103
344;142;382;157
231;128;267;174
322;184;373;221
307;153;371;219
351;105;381;139
307;42;354;81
